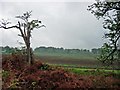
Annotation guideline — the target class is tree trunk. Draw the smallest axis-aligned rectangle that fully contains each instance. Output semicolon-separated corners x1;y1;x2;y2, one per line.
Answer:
118;50;120;59
118;49;120;69
30;48;34;64
27;45;31;65
26;47;33;65
26;29;33;65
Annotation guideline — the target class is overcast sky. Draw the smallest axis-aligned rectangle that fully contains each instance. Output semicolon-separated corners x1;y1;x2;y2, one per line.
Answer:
0;0;106;50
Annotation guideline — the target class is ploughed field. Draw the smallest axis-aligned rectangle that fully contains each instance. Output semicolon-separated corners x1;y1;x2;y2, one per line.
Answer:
34;52;120;69
35;55;103;68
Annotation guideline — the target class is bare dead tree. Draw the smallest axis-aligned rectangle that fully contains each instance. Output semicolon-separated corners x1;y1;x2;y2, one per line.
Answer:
0;11;45;65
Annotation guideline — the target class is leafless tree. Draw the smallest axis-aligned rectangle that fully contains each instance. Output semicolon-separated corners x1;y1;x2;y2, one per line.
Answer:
0;11;45;65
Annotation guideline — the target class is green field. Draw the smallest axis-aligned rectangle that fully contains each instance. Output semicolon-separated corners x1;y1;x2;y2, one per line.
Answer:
49;64;120;78
65;67;120;76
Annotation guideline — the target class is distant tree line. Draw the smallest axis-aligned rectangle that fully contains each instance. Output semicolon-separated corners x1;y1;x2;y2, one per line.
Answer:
1;46;25;54
34;47;101;55
35;47;88;54
0;46;101;55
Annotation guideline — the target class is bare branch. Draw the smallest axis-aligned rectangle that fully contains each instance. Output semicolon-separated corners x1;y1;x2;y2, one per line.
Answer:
18;21;28;46
23;23;27;37
18;34;22;37
0;25;19;29
0;19;18;29
16;11;32;22
38;25;46;28
0;19;11;26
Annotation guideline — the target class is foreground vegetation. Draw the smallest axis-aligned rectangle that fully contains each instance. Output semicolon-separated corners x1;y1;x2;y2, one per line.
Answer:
2;54;120;89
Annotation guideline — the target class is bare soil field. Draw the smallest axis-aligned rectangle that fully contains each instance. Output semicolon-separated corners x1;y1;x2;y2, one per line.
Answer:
35;56;101;68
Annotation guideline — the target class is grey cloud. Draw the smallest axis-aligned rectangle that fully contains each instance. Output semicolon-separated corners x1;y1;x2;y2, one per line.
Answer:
0;2;105;49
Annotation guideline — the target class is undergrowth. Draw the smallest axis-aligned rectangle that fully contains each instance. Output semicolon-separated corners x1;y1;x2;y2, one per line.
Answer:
2;54;120;89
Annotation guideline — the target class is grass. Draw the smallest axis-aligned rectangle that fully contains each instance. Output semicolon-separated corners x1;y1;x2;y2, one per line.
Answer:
49;64;120;78
49;63;99;69
65;67;120;77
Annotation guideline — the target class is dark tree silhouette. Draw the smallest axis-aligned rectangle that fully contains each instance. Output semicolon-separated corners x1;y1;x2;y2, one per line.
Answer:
88;1;120;66
0;11;45;65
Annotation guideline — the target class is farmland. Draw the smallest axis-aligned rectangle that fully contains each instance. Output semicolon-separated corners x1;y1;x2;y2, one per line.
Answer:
1;47;120;89
34;54;120;77
35;55;100;68
34;53;120;69
33;46;100;68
